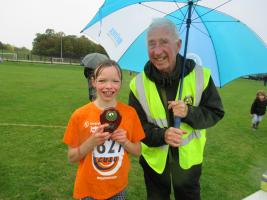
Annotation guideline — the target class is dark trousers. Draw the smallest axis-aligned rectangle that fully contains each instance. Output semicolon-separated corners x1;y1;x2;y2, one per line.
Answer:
140;147;202;200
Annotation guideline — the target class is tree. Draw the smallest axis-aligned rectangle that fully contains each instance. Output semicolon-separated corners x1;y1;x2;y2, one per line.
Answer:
32;29;108;59
0;42;30;54
32;29;59;56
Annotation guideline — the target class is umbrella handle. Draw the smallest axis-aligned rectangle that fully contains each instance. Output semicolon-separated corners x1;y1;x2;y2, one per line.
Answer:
174;117;181;128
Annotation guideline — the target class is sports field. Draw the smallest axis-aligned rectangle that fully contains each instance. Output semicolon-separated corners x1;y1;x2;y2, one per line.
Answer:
0;61;266;200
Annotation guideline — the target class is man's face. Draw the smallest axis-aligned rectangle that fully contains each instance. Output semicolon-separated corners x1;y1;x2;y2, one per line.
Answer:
147;26;181;73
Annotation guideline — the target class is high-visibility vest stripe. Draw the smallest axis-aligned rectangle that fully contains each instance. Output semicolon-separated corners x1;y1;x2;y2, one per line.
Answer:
181;130;201;146
136;73;168;127
195;65;204;106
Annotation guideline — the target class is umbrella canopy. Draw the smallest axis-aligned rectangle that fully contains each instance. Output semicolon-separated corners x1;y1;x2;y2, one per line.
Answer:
81;0;267;87
81;53;109;69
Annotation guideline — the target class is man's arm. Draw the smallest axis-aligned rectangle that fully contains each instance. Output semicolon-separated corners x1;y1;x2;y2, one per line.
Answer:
182;77;224;129
128;92;166;147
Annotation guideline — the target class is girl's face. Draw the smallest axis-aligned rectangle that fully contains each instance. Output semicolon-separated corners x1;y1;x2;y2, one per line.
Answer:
93;66;121;103
258;94;265;101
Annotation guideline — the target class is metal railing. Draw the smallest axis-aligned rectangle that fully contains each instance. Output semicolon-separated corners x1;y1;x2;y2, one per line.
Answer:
0;53;81;65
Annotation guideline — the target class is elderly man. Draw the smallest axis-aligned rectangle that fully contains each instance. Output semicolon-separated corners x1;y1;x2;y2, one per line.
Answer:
129;18;224;200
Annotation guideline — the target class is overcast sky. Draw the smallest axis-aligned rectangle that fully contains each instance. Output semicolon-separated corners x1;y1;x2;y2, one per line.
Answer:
0;0;104;49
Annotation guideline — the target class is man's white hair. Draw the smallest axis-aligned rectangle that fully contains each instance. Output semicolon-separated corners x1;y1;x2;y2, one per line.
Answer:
147;18;180;40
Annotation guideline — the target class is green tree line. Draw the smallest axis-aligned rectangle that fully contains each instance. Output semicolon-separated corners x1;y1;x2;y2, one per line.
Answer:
0;29;107;59
0;42;30;55
32;29;107;59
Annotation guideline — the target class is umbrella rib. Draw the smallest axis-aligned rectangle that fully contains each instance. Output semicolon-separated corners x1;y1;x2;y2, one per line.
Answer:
138;2;184;22
179;25;187;36
194;8;222;87
192;20;239;23
176;4;189;33
173;0;186;18
190;19;240;39
191;0;200;19
192;0;232;22
177;1;199;32
190;24;211;38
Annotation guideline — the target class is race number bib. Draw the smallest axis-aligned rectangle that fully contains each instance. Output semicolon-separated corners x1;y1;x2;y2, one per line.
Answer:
92;139;124;176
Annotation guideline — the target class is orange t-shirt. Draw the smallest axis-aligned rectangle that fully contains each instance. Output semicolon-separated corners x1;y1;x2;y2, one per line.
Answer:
63;102;145;199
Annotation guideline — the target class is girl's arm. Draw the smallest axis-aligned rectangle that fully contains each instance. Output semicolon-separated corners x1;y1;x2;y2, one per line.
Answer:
68;124;110;163
67;137;96;163
122;140;141;156
111;128;141;156
251;100;256;114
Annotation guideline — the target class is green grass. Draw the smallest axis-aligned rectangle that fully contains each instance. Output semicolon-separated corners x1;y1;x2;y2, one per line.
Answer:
0;61;266;200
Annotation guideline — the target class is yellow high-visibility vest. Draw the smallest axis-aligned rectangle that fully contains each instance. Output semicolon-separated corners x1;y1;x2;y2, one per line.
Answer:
130;65;211;173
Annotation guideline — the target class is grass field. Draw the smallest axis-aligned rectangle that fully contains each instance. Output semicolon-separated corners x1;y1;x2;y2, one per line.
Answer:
0;61;266;200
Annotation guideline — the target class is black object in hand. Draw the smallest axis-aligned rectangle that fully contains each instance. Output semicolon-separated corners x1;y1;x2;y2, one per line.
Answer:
100;107;122;133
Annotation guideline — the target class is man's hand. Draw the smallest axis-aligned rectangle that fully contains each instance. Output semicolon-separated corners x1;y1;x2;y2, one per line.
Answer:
168;100;188;118
164;127;187;147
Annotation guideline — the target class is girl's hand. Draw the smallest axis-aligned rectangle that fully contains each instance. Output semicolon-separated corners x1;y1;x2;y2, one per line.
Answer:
68;124;111;163
111;128;141;156
91;124;111;146
110;128;128;146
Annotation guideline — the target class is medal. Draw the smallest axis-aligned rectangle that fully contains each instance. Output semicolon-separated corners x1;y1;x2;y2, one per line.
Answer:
100;107;122;133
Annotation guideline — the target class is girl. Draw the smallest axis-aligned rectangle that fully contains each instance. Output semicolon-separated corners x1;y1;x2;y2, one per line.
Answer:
250;90;267;130
63;60;145;200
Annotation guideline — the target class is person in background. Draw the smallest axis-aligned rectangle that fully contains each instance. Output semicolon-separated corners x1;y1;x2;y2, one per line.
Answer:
83;67;96;101
263;75;267;86
82;53;109;101
64;60;145;200
250;90;267;130
128;18;224;200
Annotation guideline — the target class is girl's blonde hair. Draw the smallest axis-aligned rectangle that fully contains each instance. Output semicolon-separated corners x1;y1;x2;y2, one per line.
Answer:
256;90;266;98
93;59;122;81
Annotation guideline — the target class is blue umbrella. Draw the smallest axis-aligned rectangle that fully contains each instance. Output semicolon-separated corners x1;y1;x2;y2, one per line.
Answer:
81;0;267;87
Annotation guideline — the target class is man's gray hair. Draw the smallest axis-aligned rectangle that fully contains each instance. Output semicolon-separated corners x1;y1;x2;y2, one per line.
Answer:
147;18;180;40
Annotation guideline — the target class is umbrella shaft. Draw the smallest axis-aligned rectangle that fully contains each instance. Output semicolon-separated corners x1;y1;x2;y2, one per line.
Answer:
178;0;193;101
175;1;194;128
